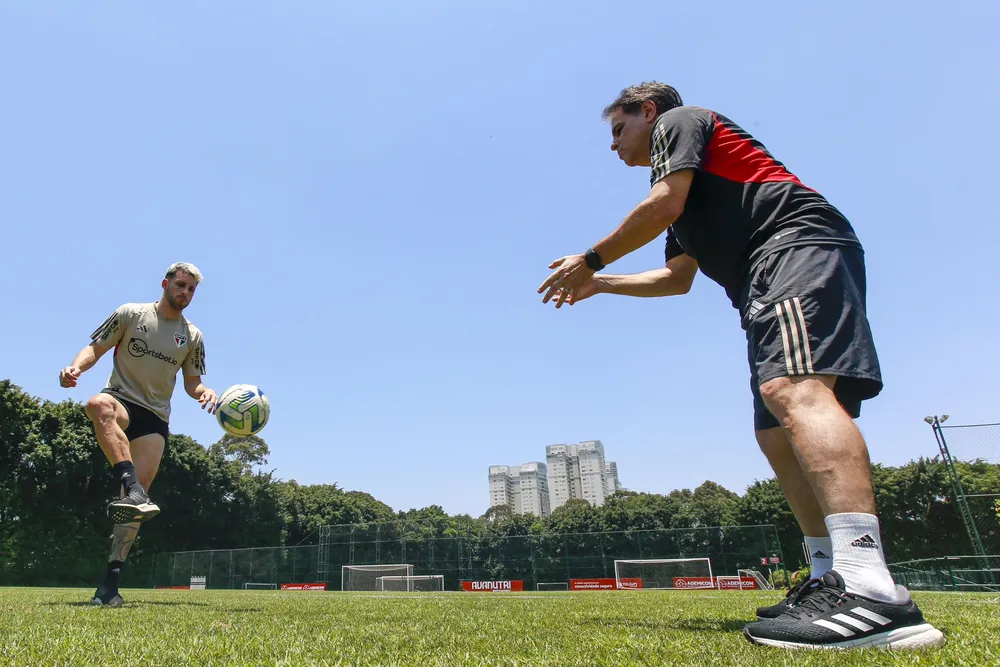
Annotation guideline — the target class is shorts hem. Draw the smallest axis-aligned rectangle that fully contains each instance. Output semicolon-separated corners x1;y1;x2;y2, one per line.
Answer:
756;368;882;391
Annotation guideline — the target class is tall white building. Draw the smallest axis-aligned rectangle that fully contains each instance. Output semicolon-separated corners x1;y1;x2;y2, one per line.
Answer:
488;462;551;517
546;440;620;510
605;461;622;496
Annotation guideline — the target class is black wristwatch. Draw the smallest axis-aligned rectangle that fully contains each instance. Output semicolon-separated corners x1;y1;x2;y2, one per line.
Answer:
584;247;605;271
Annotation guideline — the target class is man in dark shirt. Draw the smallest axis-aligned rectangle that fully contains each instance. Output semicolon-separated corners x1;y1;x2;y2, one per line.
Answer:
538;82;944;651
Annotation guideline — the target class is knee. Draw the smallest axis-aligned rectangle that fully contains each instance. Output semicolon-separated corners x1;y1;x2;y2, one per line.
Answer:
759;376;834;427
85;394;117;423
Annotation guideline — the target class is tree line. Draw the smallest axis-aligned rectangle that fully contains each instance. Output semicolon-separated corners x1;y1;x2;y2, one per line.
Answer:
1;379;997;587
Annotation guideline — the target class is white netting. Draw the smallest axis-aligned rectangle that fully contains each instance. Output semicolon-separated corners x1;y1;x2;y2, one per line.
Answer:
614;558;713;590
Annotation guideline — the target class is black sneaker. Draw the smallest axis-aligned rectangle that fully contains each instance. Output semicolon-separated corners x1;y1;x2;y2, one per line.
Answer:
106;487;160;524
756;579;816;619
744;571;945;650
90;584;125;607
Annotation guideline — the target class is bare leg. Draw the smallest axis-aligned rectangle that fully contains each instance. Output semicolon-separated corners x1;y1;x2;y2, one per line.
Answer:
101;433;166;599
756;426;833;581
84;394;132;465
110;433;165;562
758;376;875;516
755;427;828;537
759;375;897;601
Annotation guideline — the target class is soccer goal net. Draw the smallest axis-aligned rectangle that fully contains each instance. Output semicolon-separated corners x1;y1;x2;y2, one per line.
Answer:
375;574;445;592
342;564;414;591
242;582;277;590
738;568;772;591
537;582;569;592
614;558;714;590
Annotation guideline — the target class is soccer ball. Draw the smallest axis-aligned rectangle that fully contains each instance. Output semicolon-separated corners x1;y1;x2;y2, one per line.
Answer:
215;384;270;436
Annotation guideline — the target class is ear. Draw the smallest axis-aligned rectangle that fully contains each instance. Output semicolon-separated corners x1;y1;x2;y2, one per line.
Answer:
162;278;169;289
642;99;658;122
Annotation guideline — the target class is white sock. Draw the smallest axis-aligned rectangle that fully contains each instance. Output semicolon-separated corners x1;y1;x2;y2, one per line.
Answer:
803;536;833;580
826;512;902;603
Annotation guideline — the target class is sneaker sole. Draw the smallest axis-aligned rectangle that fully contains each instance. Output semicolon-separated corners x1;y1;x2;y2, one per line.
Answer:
744;623;946;650
107;502;160;524
90;596;125;608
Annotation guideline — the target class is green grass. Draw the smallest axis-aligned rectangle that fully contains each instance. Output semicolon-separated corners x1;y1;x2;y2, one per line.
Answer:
0;587;996;666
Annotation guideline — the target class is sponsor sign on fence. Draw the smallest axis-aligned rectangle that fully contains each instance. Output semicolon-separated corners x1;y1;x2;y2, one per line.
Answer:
715;577;758;590
280;582;327;591
671;577;715;589
569;578;643;590
461;580;524;592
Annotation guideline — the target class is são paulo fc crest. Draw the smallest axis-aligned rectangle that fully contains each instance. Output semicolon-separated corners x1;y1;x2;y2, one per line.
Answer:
174;332;188;348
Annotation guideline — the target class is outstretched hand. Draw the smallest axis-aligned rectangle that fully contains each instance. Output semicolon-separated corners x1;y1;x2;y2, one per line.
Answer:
538;254;595;308
199;388;219;414
547;279;602;307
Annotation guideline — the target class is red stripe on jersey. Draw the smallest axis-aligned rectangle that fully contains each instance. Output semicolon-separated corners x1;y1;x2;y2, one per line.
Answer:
703;113;811;189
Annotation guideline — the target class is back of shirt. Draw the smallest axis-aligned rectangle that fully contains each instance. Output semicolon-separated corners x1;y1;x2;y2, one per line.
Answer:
650;106;862;307
90;302;206;423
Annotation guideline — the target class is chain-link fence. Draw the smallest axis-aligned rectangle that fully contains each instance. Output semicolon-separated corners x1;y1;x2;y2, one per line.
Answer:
150;544;320;590
150;522;785;591
931;420;1000;558
888;555;1000;593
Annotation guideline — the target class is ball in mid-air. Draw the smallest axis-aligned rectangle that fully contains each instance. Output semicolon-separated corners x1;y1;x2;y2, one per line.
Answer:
215;384;269;436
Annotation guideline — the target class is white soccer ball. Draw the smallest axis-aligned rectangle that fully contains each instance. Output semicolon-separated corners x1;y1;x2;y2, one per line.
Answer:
215;384;270;436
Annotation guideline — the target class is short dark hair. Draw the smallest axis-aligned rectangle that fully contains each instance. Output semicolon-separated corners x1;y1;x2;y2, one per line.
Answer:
602;82;683;120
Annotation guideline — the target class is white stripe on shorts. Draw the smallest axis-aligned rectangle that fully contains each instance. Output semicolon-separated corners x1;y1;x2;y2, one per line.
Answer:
775;297;814;375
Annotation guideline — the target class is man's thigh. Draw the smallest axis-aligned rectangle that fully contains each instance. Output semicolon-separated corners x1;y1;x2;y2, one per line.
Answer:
743;244;883;430
129;433;165;490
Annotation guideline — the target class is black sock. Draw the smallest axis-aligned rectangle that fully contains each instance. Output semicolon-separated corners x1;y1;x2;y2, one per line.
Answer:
113;461;140;494
103;560;123;591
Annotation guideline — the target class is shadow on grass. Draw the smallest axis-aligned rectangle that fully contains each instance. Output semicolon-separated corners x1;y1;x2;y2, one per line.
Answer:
46;600;215;608
583;617;749;633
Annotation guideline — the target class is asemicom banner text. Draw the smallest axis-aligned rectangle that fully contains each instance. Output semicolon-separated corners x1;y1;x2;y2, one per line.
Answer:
461;580;524;592
569;578;643;590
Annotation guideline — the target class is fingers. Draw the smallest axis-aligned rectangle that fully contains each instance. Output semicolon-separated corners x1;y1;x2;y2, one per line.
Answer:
547;257;566;270
537;269;564;297
59;367;80;388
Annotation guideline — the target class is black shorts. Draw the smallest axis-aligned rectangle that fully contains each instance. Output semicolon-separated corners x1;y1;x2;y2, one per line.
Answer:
739;244;883;431
103;391;170;441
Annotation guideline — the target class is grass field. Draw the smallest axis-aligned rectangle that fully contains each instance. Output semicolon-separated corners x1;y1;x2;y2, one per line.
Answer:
0;587;996;666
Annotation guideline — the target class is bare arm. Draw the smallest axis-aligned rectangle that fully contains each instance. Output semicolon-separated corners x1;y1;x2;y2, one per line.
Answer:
70;343;109;373
184;375;218;413
594;255;699;297
184;375;206;399
591;170;694;266
59;343;110;387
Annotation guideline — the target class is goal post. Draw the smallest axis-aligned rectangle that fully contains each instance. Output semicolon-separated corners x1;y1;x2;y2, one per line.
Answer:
342;564;414;591
614;558;714;590
738;568;773;591
536;582;569;592
242;582;277;590
375;575;445;592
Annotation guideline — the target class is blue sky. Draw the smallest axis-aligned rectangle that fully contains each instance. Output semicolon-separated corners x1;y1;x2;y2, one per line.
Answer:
2;1;998;518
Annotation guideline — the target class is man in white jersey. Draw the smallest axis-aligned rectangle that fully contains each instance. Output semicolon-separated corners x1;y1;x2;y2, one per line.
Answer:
59;261;217;606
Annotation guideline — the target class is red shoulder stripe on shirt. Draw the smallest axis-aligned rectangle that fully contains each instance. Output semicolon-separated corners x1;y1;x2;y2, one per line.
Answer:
702;112;812;190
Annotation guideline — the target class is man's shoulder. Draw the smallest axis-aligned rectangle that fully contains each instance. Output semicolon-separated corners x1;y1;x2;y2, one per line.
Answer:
652;106;718;139
181;318;205;341
116;302;155;318
656;105;717;123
